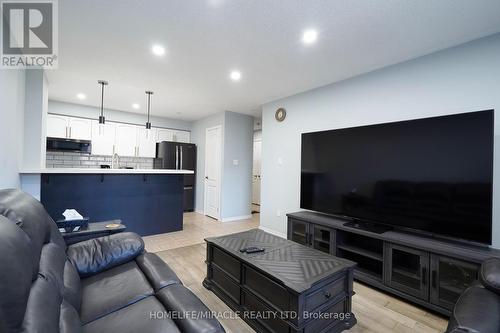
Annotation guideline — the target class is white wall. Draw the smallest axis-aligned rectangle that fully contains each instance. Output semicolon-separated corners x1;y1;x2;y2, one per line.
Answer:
220;112;253;220
0;70;25;189
261;33;500;245
48;100;192;131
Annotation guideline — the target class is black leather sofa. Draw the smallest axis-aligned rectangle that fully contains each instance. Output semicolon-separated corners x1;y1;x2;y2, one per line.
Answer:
446;257;500;333
0;189;225;333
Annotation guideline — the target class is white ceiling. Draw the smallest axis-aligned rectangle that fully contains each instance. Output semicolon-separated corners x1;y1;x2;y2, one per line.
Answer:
47;0;500;121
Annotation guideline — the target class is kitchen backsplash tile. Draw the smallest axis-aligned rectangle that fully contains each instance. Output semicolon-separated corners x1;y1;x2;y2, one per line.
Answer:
46;152;154;169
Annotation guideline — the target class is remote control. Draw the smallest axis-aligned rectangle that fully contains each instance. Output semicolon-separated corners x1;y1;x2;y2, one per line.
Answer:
244;247;265;253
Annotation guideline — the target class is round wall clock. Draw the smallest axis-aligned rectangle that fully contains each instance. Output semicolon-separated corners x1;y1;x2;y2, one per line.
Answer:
275;108;286;122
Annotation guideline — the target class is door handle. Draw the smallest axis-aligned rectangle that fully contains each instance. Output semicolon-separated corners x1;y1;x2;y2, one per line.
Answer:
205;176;209;180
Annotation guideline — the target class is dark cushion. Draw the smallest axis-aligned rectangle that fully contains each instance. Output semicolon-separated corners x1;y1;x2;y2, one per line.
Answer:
67;232;144;278
479;257;500;295
82;296;181;333
446;285;500;333
63;259;82;312
0;189;65;280
157;284;225;333
80;261;154;324
60;300;82;333
136;252;182;291
0;216;33;332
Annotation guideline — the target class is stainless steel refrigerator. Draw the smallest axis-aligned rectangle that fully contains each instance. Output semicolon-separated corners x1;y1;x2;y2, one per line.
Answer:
154;141;196;211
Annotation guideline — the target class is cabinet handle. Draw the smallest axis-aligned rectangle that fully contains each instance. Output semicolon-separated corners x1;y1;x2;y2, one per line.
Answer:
324;291;331;299
432;270;437;289
69;127;72;138
113;145;115;155
137;147;139;157
65;126;68;138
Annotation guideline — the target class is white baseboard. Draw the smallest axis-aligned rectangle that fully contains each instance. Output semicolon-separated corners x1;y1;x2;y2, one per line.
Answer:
221;214;253;222
259;226;287;239
194;209;204;215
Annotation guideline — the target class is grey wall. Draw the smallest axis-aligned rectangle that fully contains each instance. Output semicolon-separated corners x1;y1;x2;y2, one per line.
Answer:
220;112;253;219
191;111;253;220
261;33;500;245
191;112;225;213
49;100;192;131
0;70;25;189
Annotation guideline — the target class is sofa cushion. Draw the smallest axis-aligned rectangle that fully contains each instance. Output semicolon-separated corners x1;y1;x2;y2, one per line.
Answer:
80;261;154;324
82;296;181;333
446;285;500;333
136;252;182;291
59;300;82;333
67;232;144;278
0;216;33;332
0;189;65;280
63;259;82;312
479;257;500;295
157;284;225;333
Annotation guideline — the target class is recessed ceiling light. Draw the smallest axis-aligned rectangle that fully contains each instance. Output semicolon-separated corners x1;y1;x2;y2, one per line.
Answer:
132;103;140;109
76;93;86;100
152;44;165;56
230;70;242;81
302;29;318;44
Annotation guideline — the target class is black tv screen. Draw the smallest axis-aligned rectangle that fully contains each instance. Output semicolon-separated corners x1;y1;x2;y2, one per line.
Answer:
301;110;494;244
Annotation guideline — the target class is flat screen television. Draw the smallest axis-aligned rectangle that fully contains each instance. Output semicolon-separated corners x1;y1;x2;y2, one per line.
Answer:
300;110;494;244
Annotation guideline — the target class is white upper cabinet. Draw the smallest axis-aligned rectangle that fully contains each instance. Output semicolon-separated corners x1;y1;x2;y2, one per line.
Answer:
91;121;116;156
173;130;190;143
68;117;92;140
115;123;138;157
137;128;157;158
156;128;174;142
47;114;91;140
47;114;70;138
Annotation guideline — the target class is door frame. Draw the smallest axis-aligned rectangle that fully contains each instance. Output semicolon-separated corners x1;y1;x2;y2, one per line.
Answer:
203;125;222;220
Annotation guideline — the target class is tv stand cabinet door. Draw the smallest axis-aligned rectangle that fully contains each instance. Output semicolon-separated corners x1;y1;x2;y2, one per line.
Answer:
429;254;479;311
310;225;335;254
385;243;430;301
288;218;311;246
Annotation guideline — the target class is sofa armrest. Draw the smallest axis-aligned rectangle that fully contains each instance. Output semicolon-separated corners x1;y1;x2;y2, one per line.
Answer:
67;232;144;278
479;257;500;295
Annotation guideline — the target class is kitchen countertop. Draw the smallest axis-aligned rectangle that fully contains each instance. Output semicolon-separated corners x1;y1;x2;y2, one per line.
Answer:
20;168;194;174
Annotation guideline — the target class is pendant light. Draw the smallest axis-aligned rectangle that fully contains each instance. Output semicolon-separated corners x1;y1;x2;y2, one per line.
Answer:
145;90;153;129
98;80;108;124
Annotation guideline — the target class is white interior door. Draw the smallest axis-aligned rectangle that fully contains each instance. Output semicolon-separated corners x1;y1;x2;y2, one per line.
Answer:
204;125;222;219
68;117;92;140
115;124;138;157
252;140;262;205
91;121;116;156
47;114;68;138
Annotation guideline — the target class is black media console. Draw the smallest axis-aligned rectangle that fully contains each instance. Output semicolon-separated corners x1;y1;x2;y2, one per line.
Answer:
287;211;500;316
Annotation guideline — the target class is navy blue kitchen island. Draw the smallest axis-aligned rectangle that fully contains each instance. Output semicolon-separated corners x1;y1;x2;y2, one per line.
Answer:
38;169;193;236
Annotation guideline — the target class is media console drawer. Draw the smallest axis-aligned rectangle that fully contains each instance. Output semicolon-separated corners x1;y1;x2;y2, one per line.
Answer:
305;276;346;312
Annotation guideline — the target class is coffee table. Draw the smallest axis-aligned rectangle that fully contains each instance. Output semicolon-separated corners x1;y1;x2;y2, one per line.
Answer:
203;229;357;333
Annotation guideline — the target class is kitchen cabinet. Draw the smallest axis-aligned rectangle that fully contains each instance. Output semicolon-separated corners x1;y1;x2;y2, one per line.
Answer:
47;114;92;140
115;124;138;157
68;117;92;140
137;128;157;158
91;121;116;156
173;130;190;143
156;128;174;142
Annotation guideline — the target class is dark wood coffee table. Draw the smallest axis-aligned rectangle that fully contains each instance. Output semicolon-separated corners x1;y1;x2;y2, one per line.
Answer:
203;229;357;333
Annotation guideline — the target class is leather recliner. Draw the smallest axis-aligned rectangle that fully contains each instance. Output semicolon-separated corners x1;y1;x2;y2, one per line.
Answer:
446;257;500;333
0;189;225;333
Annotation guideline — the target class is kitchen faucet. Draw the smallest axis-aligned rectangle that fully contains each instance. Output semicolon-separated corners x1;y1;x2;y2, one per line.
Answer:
111;153;120;169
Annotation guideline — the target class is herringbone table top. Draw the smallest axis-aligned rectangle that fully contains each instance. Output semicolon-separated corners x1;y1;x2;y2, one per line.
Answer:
205;229;356;292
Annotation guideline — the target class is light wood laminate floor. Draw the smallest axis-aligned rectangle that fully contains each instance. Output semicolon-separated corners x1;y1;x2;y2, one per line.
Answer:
149;213;448;333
